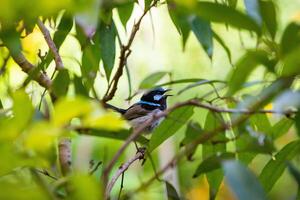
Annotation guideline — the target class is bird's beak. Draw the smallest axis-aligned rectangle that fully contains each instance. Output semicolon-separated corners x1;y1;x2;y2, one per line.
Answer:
163;89;173;98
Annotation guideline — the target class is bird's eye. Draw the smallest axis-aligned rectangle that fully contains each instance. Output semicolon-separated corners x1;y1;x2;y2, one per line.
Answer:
153;94;163;101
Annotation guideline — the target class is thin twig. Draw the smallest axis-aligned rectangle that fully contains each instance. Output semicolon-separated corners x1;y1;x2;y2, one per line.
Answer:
89;161;103;175
102;0;159;103
37;19;64;70
0;53;10;75
35;169;58;180
117;172;125;200
58;138;72;176
105;149;146;199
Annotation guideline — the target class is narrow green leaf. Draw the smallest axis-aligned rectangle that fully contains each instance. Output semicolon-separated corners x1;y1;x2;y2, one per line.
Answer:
272;118;294;139
259;140;300;193
244;0;262;26
139;71;168;89
52;69;70;97
181;121;203;146
78;128;149;145
156;78;204;87
189;15;213;58
195;1;261;34
165;181;180;200
223;161;267;200
259;0;277;39
99;20;116;80
148;106;194;152
212;31;232;64
118;2;134;28
227;50;270;95
281;46;300;76
250;114;272;133
194;152;235;178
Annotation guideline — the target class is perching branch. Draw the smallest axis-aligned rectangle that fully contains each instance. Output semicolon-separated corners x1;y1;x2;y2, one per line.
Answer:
102;0;159;103
37;19;64;70
105;148;146;199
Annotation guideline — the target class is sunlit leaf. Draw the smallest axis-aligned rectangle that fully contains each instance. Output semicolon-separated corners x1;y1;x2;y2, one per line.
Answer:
99;20;116;80
52;69;70;97
271;117;294;139
148;106;194;152
139;71;168;89
69;173;102;200
189;15;213;58
259;140;300;193
194;152;235;178
166;181;180;200
281;46;300;76
52;97;93;126
82;111;128;131
223;161;267;200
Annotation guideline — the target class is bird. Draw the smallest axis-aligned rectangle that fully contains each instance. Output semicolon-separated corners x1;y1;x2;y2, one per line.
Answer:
104;87;172;132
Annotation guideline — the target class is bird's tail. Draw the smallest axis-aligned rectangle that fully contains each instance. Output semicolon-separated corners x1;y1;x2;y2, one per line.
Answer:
103;103;126;114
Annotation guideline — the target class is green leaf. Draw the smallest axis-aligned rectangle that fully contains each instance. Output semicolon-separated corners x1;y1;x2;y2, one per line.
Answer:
81;42;101;88
281;46;300;76
250;114;272;134
280;22;300;56
287;163;300;185
139;71;168;89
181;121;203;146
223;161;267;200
73;75;89;97
227;50;270;95
78;128;149;145
295;111;300;137
52;69;70;97
148;106;194;152
189;15;213;58
259;140;300;193
193;152;235;178
271;118;294;139
203;112;226;199
195;1;261;34
165;181;180;200
167;1;191;49
118;2;134;28
244;0;262;26
212;31;232;64
259;0;277;39
228;0;238;8
99;20;116;80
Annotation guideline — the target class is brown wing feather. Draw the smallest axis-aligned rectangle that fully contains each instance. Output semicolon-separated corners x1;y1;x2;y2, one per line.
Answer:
123;104;152;120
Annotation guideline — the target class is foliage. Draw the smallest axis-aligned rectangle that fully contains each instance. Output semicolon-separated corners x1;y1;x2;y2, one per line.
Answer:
0;0;299;199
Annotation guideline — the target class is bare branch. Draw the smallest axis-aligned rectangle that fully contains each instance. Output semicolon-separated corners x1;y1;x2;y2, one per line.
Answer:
105;148;145;199
37;19;64;70
102;0;159;103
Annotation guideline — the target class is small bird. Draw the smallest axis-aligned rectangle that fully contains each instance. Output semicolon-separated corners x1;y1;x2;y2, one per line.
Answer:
104;87;171;132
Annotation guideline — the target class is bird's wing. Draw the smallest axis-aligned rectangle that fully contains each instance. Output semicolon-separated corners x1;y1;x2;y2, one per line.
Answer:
123;104;152;120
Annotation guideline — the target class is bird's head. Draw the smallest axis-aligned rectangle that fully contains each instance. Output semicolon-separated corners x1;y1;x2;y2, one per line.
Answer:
140;87;172;110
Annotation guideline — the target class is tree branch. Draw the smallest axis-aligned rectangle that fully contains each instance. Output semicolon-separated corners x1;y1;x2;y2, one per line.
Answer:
37;19;64;70
58;138;72;176
105;148;145;199
102;0;159;103
10;52;52;89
